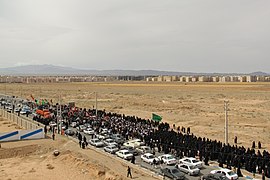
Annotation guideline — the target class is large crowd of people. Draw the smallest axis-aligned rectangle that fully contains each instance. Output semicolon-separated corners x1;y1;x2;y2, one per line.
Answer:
10;99;270;179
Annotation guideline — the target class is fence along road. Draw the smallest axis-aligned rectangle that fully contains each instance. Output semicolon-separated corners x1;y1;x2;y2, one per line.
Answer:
0;108;44;130
0;108;45;142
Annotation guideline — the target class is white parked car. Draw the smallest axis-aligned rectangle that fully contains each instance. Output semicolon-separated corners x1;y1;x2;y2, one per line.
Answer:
210;168;238;180
123;139;144;148
96;133;109;140
176;164;200;176
103;138;118;146
104;145;119;154
83;128;95;135
77;125;86;132
89;138;104;147
158;154;177;165
71;122;77;128
141;153;159;164
116;150;133;160
179;157;203;169
136;146;152;154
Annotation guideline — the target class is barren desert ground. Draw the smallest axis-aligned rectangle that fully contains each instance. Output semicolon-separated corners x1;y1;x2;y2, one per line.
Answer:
1;82;270;150
0;117;157;180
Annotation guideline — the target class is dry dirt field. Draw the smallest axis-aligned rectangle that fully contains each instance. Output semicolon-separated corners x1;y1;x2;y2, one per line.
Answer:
0;117;158;180
1;82;270;150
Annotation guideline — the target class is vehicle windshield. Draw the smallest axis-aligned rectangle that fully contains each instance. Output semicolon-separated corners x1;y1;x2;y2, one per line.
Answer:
192;159;199;163
148;155;154;159
227;171;236;176
189;166;196;169
167;156;174;159
171;169;180;174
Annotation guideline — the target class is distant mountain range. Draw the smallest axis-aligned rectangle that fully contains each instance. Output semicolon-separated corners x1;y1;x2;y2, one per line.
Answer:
0;64;269;76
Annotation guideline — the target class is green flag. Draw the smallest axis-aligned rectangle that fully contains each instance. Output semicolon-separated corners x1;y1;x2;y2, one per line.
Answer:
152;113;162;122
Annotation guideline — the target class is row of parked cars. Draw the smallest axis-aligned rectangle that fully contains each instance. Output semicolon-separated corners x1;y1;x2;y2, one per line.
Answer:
68;123;239;180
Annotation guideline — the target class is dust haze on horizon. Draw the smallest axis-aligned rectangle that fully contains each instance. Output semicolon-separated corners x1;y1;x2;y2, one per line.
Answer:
0;0;270;73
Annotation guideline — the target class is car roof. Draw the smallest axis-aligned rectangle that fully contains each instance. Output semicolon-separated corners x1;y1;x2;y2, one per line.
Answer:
120;149;129;152
143;153;153;156
162;154;172;157
218;168;232;173
184;157;196;160
106;145;117;148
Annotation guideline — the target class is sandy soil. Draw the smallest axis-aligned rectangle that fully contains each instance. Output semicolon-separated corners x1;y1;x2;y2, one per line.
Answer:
0;117;158;180
1;82;270;150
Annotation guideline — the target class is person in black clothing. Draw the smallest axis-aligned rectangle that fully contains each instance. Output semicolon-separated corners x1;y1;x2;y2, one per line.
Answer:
237;166;243;177
83;136;88;146
262;169;265;180
258;141;262;149
234;136;237;144
252;141;256;149
187;127;190;134
127;166;132;178
52;133;55;140
82;141;85;149
44;126;47;135
131;155;135;164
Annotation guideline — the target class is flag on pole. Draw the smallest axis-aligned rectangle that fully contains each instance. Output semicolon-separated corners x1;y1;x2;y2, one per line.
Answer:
152;113;162;122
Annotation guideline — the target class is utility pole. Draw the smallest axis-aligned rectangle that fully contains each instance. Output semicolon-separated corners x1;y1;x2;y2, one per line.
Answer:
20;86;22;98
224;100;229;145
95;92;98;120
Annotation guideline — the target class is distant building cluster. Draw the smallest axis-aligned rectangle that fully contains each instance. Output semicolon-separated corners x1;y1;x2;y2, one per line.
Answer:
0;75;270;83
0;76;145;83
145;75;270;82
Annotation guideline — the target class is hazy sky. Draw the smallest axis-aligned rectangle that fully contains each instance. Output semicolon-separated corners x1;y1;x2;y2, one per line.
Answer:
0;0;270;73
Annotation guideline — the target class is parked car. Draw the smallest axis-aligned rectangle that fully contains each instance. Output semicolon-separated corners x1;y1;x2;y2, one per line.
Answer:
201;173;228;180
158;154;177;165
111;133;123;139
161;167;185;180
96;133;110;140
141;153;159;164
84;123;91;128
113;137;125;145
89;138;104;147
71;122;77;128
100;128;108;134
104;145;119;154
116;150;133;160
179;157;203;169
176;164;200;176
83;128;95;135
65;129;75;136
123;139;144;148
136;146;152;154
20;106;32;115
77;125;86;132
6;106;12;113
210;168;238;180
120;146;139;156
103;138;118;146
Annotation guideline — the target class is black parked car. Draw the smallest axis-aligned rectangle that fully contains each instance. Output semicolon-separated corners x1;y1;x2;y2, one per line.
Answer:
161;167;185;180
